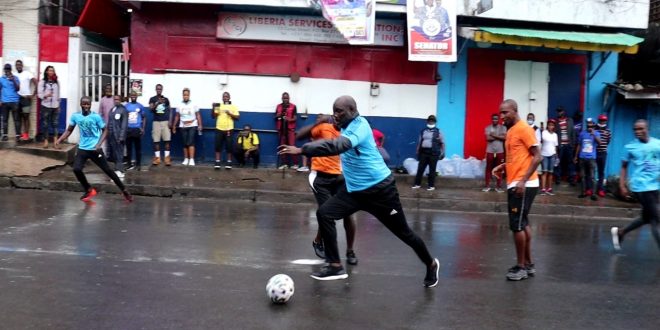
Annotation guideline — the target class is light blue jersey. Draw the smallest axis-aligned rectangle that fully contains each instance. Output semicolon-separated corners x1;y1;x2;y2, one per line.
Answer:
623;137;660;192
340;116;391;192
70;112;105;151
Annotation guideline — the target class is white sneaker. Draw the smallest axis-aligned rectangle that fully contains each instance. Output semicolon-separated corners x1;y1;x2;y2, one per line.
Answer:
291;164;300;170
427;187;435;191
189;159;196;166
611;227;621;251
495;188;504;193
182;158;190;166
482;187;493;192
115;171;125;179
297;166;310;172
412;185;421;189
278;165;288;170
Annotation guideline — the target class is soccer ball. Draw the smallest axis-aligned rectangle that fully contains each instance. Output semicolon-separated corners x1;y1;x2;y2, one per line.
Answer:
266;274;295;304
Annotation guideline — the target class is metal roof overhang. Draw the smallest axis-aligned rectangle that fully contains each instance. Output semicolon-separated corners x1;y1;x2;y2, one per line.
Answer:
464;27;644;54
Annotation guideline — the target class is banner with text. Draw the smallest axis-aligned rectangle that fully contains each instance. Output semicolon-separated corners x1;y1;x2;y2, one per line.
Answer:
407;0;457;62
217;13;403;47
318;0;376;45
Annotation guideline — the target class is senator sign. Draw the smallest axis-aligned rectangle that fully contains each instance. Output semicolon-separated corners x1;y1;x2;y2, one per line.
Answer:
217;13;404;47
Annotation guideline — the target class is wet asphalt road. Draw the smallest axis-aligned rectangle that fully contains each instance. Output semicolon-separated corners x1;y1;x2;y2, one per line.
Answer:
0;188;658;329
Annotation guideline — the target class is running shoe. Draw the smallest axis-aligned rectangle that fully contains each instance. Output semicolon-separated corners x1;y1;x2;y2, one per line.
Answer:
597;190;606;198
182;158;189;166
291;165;299;170
412;185;421;189
482;187;493;192
80;188;97;202
611;227;621;251
115;171;125;179
189;159;196;166
590;194;598;201
310;265;348;281
278;165;288;170
214;160;221;169
312;240;325;259
346;250;358;265
225;160;232;169
297;166;310;172
525;263;536;277
424;258;440;287
122;190;134;203
427;187;436;191
506;265;528;281
540;188;547;195
495;188;504;193
545;188;555;196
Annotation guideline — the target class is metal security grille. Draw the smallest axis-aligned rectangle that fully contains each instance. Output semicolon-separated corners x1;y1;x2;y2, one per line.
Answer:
81;51;129;102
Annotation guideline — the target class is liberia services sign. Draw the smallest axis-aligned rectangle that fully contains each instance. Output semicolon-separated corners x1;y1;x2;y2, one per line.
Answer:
407;0;457;62
217;13;404;47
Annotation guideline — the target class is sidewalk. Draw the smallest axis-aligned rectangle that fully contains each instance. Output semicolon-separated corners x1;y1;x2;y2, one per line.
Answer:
1;160;640;220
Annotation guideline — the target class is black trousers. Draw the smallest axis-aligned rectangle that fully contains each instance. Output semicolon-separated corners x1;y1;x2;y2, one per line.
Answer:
1;102;20;136
316;175;433;265
414;148;439;188
233;149;260;168
624;190;660;250
596;152;607;191
126;129;142;166
73;149;125;192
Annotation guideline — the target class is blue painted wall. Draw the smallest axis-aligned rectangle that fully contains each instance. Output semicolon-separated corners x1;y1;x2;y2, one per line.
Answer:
437;39;468;158
548;63;582;119
585;52;618;121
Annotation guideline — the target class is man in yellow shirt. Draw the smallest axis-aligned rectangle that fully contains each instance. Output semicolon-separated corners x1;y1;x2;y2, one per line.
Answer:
213;92;240;169
233;124;259;168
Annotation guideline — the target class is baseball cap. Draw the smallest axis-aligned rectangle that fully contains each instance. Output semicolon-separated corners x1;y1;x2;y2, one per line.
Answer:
598;114;608;121
3;64;11;70
586;117;595;125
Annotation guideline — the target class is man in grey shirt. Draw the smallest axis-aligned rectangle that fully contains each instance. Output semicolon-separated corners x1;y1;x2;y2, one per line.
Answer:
484;113;507;192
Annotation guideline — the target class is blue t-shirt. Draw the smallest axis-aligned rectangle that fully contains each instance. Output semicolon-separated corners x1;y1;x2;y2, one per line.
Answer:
0;75;20;102
623;137;660;192
578;130;600;159
124;102;145;129
340;116;391;192
69;112;105;151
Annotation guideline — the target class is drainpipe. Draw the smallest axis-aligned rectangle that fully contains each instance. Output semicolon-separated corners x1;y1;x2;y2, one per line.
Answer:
58;0;64;26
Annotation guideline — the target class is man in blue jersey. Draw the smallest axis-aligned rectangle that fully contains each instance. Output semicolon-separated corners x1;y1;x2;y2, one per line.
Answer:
611;119;659;251
55;96;133;203
278;95;439;287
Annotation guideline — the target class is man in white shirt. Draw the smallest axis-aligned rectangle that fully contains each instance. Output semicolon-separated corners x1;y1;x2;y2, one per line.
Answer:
14;60;36;141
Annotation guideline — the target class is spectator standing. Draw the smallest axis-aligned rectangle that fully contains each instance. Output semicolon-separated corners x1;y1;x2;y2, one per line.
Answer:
554;107;576;185
371;123;390;163
574;118;601;200
124;91;146;171
173;88;202;166
611;119;659;251
98;84;114;124
0;63;21;142
212;91;240;169
149;84;172;166
412;115;445;191
483;113;507;192
595;114;612;197
275;92;298;169
540;119;559;195
37;66;60;148
233;124;260;168
107;95;128;178
14;60;36;141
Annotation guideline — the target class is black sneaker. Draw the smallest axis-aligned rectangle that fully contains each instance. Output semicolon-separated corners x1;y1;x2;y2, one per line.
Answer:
506;265;528;281
310;265;348;281
346;250;358;265
312;240;325;259
590;195;598;201
1;135;7;141
525;263;536;277
424;258;440;287
214;160;221;169
225;160;233;169
126;163;136;171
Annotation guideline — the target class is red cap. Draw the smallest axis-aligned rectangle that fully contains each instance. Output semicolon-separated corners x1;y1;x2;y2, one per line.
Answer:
598;114;608;121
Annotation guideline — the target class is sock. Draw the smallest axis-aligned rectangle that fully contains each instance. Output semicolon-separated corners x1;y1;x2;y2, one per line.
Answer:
164;151;170;157
154;151;160;158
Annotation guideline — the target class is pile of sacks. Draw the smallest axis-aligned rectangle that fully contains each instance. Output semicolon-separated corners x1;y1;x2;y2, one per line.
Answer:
403;155;486;179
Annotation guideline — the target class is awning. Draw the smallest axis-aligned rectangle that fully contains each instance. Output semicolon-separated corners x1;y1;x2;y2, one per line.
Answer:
76;0;129;39
469;27;644;54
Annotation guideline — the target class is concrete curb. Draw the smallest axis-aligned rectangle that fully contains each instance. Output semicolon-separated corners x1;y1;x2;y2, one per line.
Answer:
5;176;638;220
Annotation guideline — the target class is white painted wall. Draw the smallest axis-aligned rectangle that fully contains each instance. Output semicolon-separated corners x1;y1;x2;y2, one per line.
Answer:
458;0;649;29
504;60;549;128
131;73;437;119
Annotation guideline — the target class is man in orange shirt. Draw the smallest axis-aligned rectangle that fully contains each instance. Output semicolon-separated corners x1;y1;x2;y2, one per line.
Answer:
493;99;542;281
297;114;358;265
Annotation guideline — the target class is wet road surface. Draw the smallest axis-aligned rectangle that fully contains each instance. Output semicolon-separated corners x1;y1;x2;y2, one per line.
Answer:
0;189;658;329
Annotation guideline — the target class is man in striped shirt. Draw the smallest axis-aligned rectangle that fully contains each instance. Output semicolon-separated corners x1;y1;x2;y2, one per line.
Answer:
596;114;612;197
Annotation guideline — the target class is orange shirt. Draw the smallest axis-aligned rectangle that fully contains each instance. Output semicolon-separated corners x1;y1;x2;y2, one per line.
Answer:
505;120;539;186
311;123;342;175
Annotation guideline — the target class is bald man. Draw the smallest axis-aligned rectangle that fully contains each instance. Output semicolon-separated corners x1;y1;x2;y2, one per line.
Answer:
279;95;439;287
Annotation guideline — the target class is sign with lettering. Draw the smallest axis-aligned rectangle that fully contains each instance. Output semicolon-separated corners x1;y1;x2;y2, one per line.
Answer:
217;13;404;47
407;0;457;62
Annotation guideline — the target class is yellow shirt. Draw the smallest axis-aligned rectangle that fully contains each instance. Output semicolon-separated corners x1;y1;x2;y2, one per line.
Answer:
237;133;259;151
214;104;239;131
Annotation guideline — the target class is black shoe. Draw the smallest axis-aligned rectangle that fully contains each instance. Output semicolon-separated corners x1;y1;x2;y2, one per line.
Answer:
525;263;536;277
225;160;233;169
310;265;348;281
126;163;136;171
346;250;358;265
590;195;598;201
312;240;325;259
1;136;7;141
214;160;221;169
424;258;440;287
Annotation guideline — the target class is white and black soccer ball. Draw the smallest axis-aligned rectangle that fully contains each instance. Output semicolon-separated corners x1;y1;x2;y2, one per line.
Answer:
266;274;295;304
